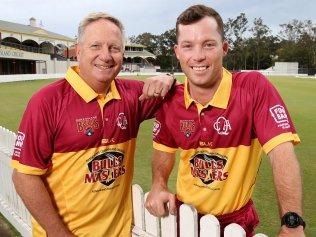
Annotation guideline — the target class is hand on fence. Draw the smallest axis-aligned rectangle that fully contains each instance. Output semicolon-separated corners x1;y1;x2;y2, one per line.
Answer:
145;187;176;217
277;225;305;237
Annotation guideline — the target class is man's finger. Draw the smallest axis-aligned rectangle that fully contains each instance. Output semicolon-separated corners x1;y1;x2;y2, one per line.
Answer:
168;194;177;215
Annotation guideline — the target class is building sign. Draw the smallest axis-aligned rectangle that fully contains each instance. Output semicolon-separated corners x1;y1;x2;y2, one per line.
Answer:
0;49;24;58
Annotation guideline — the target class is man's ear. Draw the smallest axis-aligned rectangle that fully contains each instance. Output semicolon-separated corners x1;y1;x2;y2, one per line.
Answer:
222;41;229;56
76;43;81;61
174;44;180;60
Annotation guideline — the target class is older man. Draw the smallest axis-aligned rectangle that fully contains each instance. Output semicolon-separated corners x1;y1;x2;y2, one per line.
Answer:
11;12;175;237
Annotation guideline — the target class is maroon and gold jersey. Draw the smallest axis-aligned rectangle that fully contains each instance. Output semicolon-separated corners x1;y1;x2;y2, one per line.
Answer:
153;68;300;216
11;66;161;237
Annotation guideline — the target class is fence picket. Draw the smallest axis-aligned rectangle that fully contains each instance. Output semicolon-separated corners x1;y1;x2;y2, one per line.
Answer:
144;192;160;236
160;211;176;237
132;184;145;231
200;214;220;237
224;223;246;237
179;204;198;237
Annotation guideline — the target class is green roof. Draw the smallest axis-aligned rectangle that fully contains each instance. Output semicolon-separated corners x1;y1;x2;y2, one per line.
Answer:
0;19;75;42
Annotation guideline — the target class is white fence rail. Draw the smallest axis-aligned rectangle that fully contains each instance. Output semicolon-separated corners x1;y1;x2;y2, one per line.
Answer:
0;126;267;237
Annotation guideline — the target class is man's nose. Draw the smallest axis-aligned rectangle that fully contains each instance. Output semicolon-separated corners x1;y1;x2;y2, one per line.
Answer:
192;46;206;62
99;47;112;61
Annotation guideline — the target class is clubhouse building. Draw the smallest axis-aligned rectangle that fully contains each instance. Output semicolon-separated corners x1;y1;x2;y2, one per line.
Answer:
0;18;156;75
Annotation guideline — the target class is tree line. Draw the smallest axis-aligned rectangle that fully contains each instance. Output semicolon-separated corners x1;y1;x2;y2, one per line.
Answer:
129;14;316;73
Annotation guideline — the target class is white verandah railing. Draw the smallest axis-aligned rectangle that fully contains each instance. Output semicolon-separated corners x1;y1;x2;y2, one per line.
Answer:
0;126;267;237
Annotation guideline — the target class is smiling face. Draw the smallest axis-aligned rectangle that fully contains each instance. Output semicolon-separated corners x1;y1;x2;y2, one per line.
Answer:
174;16;228;90
76;19;123;93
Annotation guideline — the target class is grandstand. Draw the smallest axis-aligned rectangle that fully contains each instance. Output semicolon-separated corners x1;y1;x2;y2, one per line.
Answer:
0;18;157;75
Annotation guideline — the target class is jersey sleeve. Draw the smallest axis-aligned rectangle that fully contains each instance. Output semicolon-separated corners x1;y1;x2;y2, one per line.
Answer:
252;73;300;154
152;105;178;153
11;93;55;175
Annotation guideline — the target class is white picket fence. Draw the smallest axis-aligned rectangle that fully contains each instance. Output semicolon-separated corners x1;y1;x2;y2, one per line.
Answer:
0;126;267;237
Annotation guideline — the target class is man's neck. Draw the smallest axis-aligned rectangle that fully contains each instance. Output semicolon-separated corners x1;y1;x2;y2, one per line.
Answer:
188;77;222;106
79;72;111;95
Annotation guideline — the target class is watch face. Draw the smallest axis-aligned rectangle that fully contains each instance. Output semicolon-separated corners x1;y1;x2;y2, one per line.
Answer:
285;212;300;228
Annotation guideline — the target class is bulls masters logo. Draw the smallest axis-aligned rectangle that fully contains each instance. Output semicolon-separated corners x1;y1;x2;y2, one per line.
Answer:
190;152;228;185
84;150;126;186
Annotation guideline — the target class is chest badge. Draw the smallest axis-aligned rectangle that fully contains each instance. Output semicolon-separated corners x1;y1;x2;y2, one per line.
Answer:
117;112;127;130
213;116;231;135
180;120;195;138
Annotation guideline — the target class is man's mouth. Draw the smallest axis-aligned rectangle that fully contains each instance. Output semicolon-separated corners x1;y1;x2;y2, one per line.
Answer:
95;64;114;70
191;66;209;71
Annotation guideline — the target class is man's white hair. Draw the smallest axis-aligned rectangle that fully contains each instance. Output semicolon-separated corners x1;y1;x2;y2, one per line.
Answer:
77;12;125;47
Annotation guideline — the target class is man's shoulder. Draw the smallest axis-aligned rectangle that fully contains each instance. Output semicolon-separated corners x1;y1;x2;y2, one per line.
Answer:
30;78;70;104
232;71;269;88
162;84;185;106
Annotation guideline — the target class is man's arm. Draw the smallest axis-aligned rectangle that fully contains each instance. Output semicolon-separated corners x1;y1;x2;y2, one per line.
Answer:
12;170;74;237
145;149;176;217
268;142;305;237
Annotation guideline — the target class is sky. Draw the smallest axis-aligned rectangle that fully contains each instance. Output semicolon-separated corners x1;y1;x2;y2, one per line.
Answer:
0;0;315;39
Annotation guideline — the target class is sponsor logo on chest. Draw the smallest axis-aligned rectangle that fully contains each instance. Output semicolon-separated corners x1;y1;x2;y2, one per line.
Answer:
190;152;228;184
84;150;126;187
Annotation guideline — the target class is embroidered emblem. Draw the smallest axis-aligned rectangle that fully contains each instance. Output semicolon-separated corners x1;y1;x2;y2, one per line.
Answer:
76;116;99;136
213;116;231;135
180;120;195;138
117;113;127;130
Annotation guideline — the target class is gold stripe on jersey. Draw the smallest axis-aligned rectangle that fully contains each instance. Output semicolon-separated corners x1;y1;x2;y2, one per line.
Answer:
262;132;300;153
153;141;178;153
176;138;262;215
25;139;136;237
184;68;232;114
11;160;47;175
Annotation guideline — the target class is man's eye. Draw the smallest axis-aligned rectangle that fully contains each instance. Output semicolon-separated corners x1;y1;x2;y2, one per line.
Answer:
110;46;121;53
90;44;101;49
205;43;215;48
182;45;191;49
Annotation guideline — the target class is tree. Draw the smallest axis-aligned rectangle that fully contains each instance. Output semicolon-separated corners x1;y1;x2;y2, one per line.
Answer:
250;18;271;69
278;20;316;71
224;13;248;70
129;32;160;55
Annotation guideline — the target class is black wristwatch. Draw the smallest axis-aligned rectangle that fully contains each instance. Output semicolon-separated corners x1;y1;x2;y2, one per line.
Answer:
281;212;306;229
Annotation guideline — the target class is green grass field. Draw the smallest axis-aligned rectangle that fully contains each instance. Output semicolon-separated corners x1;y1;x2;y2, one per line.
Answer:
0;75;315;236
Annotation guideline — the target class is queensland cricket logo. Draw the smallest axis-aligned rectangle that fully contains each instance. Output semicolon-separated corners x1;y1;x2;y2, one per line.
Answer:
84;150;126;186
190;152;228;184
213;116;231;135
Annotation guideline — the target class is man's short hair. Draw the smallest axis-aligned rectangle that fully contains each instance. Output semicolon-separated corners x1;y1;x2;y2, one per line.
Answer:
77;12;125;44
176;4;224;41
